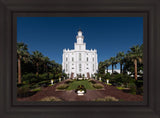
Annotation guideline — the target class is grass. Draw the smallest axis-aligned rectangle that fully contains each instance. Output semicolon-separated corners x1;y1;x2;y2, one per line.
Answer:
116;86;124;90
106;83;112;85
67;80;96;90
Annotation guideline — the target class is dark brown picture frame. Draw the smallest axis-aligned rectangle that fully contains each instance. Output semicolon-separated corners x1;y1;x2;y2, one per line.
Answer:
0;0;160;118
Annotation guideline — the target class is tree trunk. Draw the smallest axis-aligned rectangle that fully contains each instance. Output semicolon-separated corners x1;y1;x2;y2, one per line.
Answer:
134;59;137;80
112;64;113;74
120;63;122;74
18;57;21;84
36;62;39;76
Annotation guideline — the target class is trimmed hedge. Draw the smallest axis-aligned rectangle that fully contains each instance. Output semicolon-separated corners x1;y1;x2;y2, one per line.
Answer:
93;83;104;89
56;84;69;90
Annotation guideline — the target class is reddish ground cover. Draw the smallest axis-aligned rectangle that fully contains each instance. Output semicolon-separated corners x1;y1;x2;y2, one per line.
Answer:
17;80;143;101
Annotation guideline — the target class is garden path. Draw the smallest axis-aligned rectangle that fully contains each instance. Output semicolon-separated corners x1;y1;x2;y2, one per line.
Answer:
17;79;143;101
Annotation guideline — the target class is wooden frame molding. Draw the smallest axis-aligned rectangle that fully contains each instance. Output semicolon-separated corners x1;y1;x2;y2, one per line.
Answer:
0;0;160;118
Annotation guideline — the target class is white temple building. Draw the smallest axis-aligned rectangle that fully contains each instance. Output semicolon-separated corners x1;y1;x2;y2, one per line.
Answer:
62;30;98;79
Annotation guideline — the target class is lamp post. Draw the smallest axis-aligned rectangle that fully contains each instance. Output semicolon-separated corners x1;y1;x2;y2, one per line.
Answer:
51;79;54;85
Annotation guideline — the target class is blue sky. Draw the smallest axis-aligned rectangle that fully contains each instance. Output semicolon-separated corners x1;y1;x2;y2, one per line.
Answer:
17;17;143;69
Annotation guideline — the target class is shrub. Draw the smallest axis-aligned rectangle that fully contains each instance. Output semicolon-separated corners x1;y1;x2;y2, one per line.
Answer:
30;87;41;92
65;79;73;84
109;74;133;87
38;80;50;87
17;85;30;97
128;82;137;95
136;86;143;95
93;83;104;89
49;73;54;79
30;83;40;89
40;96;62;101
88;79;96;84
22;73;37;84
56;84;68;90
107;83;112;85
39;73;49;80
95;96;119;101
135;80;143;88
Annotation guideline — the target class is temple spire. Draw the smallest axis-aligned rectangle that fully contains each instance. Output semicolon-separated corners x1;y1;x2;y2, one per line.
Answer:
76;29;84;44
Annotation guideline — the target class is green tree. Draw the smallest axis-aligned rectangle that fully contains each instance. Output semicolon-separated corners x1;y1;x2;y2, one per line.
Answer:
98;61;105;75
116;52;125;74
42;56;50;73
51;60;62;79
31;51;44;77
127;45;143;80
109;57;117;74
17;42;29;84
104;59;111;73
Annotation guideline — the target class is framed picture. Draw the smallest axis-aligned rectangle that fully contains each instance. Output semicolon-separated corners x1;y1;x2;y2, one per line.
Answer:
0;0;160;118
16;17;144;103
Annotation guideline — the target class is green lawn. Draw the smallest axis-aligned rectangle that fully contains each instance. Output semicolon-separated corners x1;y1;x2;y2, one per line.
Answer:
67;80;96;90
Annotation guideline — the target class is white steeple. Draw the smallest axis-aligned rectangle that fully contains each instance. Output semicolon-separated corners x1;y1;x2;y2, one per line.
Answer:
76;29;84;44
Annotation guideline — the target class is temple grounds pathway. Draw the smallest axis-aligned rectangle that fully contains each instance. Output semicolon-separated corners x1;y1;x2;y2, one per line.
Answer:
17;80;143;101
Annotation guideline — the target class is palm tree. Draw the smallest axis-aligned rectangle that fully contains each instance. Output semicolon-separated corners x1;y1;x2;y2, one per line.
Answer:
51;60;56;70
116;52;125;74
31;51;44;76
98;61;105;75
127;45;143;80
42;56;51;79
104;60;110;73
109;57;117;74
17;42;29;84
42;56;50;72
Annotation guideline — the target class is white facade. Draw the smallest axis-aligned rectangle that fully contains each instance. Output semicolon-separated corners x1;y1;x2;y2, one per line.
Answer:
62;30;98;79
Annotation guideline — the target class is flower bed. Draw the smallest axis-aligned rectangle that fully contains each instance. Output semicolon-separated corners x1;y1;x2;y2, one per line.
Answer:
75;85;86;95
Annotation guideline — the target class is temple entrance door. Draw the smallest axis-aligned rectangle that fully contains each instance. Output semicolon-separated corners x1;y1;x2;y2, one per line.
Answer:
87;72;90;78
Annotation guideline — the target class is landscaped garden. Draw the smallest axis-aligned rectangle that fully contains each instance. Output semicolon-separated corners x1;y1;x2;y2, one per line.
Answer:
17;42;143;101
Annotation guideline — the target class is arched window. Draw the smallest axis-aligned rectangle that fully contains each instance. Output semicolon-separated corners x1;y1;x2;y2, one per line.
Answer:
87;57;88;61
79;64;81;72
66;64;68;72
93;64;94;71
79;53;81;61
